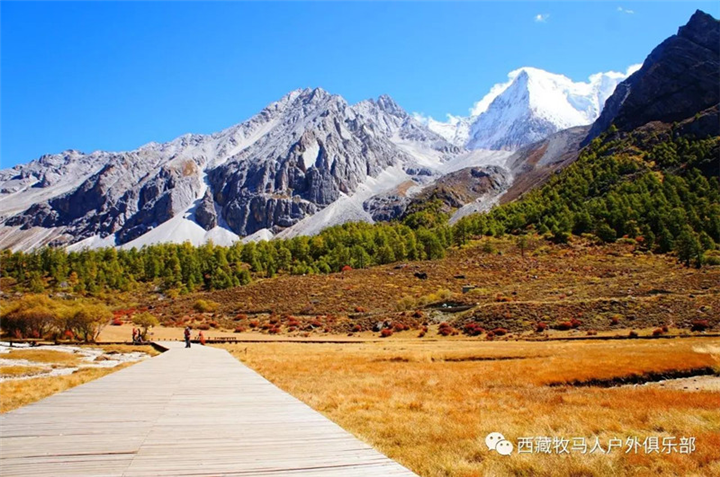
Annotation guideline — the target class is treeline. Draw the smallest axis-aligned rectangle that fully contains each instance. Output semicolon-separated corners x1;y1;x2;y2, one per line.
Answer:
1;221;450;294
1;128;718;294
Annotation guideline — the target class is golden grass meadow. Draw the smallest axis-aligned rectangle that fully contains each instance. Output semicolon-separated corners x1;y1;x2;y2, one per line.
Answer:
220;338;720;477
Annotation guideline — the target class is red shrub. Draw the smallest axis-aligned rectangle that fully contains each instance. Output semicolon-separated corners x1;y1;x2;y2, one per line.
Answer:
380;329;393;338
628;330;639;338
351;324;363;332
412;310;424;319
417;331;426;338
208;321;219;328
463;323;484;336
610;316;620;326
234;327;245;333
662;325;669;333
268;327;280;334
492;327;508;336
393;323;407;332
570;318;582;329
555;321;573;331
535;322;548;333
341;265;353;272
248;320;259;328
691;320;710;332
234;313;248;321
310;319;322;328
486;331;495;340
586;330;598;336
354;306;367;313
438;322;454;336
63;330;74;340
196;323;210;331
652;328;664;336
111;318;123;326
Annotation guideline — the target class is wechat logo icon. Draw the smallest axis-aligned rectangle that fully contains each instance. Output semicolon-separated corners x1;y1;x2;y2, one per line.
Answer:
486;432;514;456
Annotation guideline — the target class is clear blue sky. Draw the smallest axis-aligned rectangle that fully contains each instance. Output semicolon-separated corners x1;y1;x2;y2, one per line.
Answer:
2;1;717;168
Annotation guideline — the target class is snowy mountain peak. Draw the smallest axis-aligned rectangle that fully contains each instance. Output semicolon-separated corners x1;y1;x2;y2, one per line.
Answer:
0;87;468;251
418;64;641;150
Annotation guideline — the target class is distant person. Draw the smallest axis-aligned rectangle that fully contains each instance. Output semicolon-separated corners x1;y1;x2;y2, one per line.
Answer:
132;327;138;344
199;331;206;346
184;326;191;348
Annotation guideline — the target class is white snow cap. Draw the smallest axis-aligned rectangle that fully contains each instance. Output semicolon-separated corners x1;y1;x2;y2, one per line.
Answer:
417;64;642;149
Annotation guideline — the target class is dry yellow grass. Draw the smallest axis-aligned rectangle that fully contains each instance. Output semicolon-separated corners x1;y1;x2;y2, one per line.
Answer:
0;365;47;378
220;338;720;477
3;349;81;365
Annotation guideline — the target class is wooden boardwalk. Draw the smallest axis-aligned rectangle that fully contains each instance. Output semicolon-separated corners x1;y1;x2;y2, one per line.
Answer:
0;342;418;477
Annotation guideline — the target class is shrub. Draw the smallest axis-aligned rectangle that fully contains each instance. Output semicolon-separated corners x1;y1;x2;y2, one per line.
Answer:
586;330;598;336
570;318;582;329
610;316;620;326
196;323;210;331
111;318;123;326
555;321;573;331
351;324;362;333
393;323;407;332
234;313;248;321
193;299;219;313
248;320;259;328
438;322;454;337
380;329;393;338
662;325;669;332
535;322;548;333
234;327;245;333
492;327;508;336
208;321;219;328
395;296;416;311
463;323;484;336
691;320;710;332
629;330;639;338
354;306;367;313
705;255;720;266
417;331;426;338
652;328;664;336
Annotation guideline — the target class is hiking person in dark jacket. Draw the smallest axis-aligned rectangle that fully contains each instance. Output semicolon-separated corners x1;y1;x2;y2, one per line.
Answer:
184;327;191;348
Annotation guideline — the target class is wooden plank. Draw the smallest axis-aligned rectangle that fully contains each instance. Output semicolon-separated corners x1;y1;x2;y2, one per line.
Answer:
0;341;417;477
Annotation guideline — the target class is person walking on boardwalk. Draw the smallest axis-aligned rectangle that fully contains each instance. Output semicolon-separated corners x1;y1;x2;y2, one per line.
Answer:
184;326;191;348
